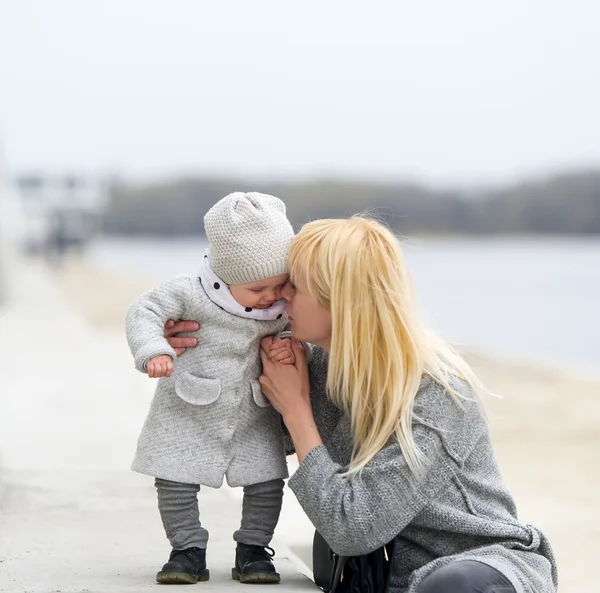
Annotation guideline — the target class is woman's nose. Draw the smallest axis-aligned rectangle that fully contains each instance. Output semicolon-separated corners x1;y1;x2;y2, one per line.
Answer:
280;282;293;302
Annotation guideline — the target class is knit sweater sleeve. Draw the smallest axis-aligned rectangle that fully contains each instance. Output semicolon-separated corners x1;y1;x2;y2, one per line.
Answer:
288;383;482;557
281;345;331;456
126;275;194;373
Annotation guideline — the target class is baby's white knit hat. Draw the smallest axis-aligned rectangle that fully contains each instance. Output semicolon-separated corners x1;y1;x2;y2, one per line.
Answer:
204;191;294;284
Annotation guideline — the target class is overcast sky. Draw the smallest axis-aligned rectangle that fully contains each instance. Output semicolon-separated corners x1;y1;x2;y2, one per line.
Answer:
1;1;598;186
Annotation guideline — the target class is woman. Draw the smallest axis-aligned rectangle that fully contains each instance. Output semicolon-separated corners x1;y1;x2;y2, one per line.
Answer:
166;217;557;593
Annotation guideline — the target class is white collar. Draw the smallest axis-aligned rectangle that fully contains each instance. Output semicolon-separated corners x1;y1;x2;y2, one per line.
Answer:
198;251;287;321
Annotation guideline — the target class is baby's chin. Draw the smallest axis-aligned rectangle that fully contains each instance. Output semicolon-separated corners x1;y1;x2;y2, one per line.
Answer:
252;303;275;310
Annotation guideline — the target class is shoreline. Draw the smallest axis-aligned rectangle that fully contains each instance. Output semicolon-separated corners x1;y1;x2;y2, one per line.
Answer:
80;233;600;373
55;251;600;380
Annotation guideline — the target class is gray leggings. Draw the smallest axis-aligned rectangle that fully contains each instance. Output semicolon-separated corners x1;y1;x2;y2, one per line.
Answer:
155;477;284;550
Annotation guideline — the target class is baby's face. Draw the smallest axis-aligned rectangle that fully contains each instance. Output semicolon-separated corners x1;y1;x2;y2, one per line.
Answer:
229;274;289;310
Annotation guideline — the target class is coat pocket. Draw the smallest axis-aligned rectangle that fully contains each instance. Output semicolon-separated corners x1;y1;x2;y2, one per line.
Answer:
175;372;221;406
251;380;271;408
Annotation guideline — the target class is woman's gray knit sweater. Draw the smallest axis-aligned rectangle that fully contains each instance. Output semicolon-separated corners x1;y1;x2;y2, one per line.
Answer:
287;347;558;593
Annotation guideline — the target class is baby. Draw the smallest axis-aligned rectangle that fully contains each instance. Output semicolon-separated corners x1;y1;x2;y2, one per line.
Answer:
126;192;302;585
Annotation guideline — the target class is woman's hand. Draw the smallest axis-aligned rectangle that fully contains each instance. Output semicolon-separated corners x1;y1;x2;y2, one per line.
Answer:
164;319;199;356
259;336;323;461
268;337;296;365
259;336;309;415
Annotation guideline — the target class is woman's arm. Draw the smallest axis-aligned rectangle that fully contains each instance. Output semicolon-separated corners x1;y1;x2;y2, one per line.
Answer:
259;337;323;461
287;428;449;557
260;345;481;557
290;383;485;557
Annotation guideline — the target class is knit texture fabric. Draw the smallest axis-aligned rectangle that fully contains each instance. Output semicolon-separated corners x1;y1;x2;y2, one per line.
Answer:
287;347;558;593
204;192;294;284
126;274;290;487
155;477;284;548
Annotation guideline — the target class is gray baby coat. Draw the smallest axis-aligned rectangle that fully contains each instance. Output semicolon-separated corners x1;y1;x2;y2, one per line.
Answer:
126;274;289;487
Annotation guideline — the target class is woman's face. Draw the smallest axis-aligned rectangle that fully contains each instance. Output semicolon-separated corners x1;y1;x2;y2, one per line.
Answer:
280;277;332;351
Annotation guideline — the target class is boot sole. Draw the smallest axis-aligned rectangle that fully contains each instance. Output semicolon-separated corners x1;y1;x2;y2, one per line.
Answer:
157;569;210;584
231;568;281;584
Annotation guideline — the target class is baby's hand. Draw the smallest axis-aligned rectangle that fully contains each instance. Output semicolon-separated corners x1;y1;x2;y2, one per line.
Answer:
146;354;174;378
268;337;296;365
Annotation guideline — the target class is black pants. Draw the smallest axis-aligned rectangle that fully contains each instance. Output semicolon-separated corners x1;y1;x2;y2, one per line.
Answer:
418;560;516;593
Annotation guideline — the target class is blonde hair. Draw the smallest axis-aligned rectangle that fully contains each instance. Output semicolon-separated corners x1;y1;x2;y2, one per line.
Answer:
288;216;486;477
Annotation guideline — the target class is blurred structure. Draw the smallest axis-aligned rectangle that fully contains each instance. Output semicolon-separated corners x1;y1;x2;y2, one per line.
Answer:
0;140;24;304
14;173;108;259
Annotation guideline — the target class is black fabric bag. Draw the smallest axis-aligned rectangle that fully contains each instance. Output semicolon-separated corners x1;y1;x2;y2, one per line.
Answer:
312;530;395;593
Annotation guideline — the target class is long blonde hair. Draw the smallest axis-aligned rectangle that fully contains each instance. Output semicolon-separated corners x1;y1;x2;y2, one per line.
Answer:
288;216;486;477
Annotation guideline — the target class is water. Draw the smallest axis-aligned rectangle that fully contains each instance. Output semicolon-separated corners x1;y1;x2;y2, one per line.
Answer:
87;236;600;372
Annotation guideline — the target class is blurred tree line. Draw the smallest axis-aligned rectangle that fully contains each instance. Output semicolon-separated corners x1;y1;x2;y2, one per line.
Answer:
102;169;600;236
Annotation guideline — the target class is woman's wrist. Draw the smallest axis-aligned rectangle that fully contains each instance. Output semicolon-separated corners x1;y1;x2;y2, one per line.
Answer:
281;395;312;429
283;404;323;462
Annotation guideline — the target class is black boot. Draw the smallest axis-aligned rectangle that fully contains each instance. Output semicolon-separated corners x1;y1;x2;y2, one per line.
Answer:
232;543;281;584
156;547;210;584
